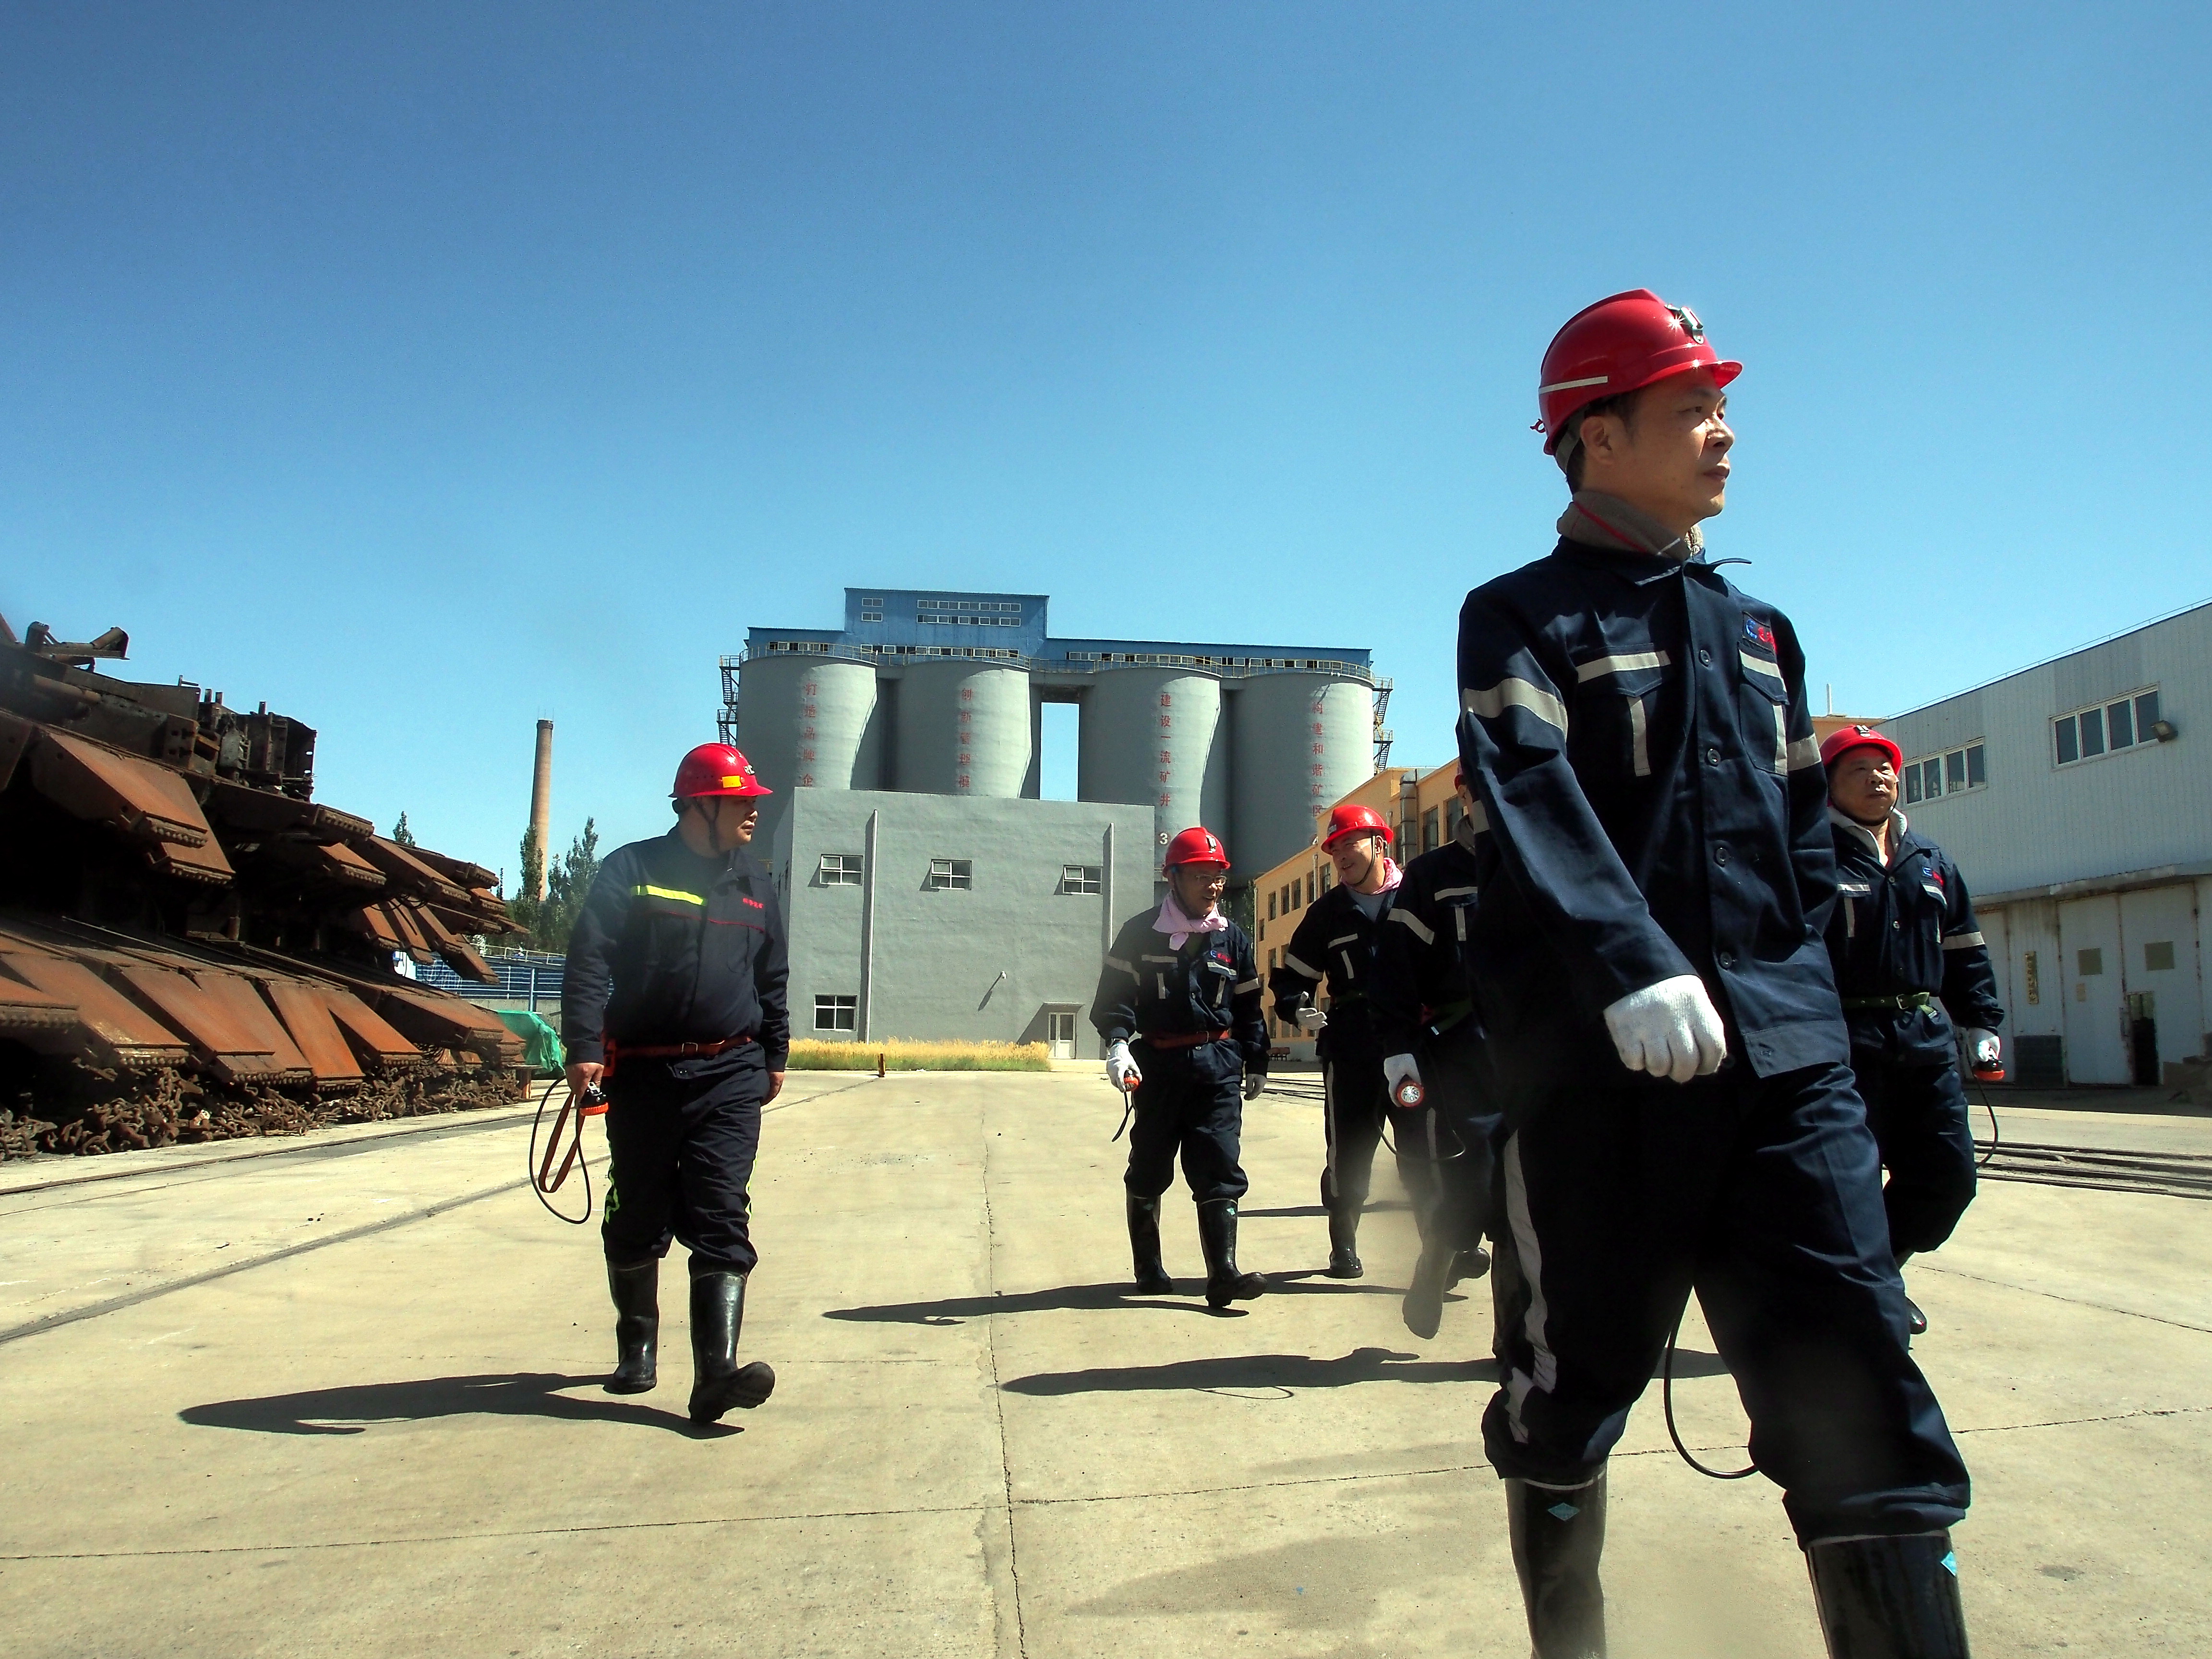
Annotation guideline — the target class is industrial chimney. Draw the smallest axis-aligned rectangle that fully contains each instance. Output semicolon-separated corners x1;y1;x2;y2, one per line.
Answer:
529;719;553;900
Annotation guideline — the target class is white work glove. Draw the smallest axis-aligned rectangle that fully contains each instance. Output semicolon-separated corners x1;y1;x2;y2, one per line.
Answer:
1295;1006;1328;1035
1106;1039;1142;1092
1242;1071;1266;1100
1382;1053;1422;1104
1964;1029;2001;1068
1602;975;1728;1085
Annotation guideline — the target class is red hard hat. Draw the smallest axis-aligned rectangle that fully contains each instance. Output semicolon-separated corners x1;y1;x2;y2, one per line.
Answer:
1818;725;1903;772
1537;289;1742;455
673;743;773;801
1163;826;1230;870
1322;803;1393;850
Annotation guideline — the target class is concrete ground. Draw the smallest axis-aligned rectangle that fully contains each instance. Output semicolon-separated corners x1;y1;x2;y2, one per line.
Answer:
2;1071;2208;1658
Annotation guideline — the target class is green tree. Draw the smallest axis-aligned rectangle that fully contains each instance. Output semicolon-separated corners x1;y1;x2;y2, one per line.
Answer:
392;812;416;846
513;818;601;953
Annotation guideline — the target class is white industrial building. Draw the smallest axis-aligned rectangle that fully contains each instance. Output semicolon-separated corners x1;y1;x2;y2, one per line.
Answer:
1881;601;2210;1087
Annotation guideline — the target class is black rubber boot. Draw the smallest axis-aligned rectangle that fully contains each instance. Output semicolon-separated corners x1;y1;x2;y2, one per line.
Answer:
605;1257;659;1394
1806;1532;1970;1658
1449;1245;1492;1287
1904;1297;1929;1337
1403;1233;1453;1339
1505;1471;1608;1658
687;1266;776;1423
1325;1200;1364;1279
1197;1199;1266;1309
1126;1191;1175;1295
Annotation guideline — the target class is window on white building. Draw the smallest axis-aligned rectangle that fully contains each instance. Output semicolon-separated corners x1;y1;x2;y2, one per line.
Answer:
818;853;862;886
1060;864;1102;894
1902;742;1985;804
2055;688;2162;767
927;857;973;891
814;994;857;1032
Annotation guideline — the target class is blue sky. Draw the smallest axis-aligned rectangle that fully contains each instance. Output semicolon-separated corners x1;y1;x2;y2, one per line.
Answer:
6;4;2206;878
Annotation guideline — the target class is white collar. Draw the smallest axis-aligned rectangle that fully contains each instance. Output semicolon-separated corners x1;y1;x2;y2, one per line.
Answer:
1829;804;1907;865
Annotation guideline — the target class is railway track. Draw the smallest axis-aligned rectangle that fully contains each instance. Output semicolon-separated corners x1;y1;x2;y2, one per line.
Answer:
1974;1139;2212;1201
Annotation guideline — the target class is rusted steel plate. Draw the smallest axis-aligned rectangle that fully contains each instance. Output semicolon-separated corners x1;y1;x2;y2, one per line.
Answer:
435;937;499;986
186;969;313;1078
381;902;434;961
28;729;228;864
317;986;427;1066
107;962;291;1082
0;952;191;1066
341;905;408;952
0;709;34;793
0;959;78;1034
353;837;472;905
376;985;522;1062
150;836;238;886
257;980;366;1083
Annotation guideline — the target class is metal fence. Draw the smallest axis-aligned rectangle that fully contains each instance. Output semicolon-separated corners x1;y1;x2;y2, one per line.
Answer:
415;949;565;1011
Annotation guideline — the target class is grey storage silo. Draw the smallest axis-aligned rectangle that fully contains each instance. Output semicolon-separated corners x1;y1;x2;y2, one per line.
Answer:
736;655;884;843
893;661;1032;797
1229;672;1374;877
1077;668;1230;861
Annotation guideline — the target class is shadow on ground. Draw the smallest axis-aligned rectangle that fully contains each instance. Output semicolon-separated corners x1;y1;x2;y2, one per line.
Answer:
180;1372;733;1437
1003;1345;1501;1395
823;1275;1406;1325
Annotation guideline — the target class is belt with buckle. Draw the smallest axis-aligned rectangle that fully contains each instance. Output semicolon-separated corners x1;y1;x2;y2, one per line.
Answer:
1142;1029;1230;1051
1840;993;1935;1012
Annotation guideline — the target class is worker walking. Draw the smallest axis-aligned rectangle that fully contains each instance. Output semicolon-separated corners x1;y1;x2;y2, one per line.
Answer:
1458;291;1971;1657
1091;827;1270;1310
1371;769;1499;1340
1822;724;2005;1336
562;743;789;1425
1269;803;1407;1280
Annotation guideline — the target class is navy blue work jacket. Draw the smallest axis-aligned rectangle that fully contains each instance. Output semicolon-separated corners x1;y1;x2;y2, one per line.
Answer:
561;830;791;1069
1825;810;2004;1064
1267;881;1395;1062
1372;819;1490;1060
1456;539;1847;1083
1092;909;1269;1075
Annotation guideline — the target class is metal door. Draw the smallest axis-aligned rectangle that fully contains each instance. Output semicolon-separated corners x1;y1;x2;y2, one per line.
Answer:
2119;884;2204;1076
1047;1010;1076;1060
2058;896;2127;1083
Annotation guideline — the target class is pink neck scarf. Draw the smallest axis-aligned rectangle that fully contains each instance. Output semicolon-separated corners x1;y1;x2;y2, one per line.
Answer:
1155;891;1230;950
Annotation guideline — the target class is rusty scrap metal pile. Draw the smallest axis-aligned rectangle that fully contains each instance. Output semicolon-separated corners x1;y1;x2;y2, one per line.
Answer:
0;617;529;1158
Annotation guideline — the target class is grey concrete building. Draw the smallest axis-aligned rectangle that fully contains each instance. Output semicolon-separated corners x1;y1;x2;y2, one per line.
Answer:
1880;600;2211;1087
771;788;1155;1058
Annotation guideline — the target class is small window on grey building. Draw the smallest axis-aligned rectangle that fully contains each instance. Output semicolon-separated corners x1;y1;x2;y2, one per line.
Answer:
819;853;862;886
927;857;973;891
814;994;857;1032
2106;698;2135;749
2076;948;2104;977
1061;864;1102;894
2078;705;2105;757
2145;941;2177;973
2136;689;2162;736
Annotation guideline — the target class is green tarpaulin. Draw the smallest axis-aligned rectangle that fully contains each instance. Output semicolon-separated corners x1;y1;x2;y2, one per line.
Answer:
494;1008;565;1073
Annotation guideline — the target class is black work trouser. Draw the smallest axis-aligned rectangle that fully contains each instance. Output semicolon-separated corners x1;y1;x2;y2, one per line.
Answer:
1402;1027;1502;1255
601;1046;767;1274
1122;1044;1249;1205
1320;1051;1456;1238
1483;1057;1970;1545
1853;1051;1977;1257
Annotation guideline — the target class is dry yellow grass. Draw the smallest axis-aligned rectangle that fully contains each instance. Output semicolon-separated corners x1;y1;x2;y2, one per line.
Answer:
785;1037;1052;1072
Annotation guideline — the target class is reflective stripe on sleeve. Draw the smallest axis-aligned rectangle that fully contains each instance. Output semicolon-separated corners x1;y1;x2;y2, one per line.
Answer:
1283;952;1323;980
1786;733;1823;772
1102;954;1136;975
633;885;705;905
1941;932;1986;950
1462;677;1570;737
1234;977;1261;994
1574;649;1671;682
1389;908;1436;945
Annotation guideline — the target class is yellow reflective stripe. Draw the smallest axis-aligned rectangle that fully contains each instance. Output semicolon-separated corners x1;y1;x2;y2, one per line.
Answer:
633;884;706;906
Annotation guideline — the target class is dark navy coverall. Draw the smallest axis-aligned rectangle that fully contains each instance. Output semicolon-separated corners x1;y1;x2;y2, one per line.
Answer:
563;831;790;1275
1091;910;1268;1204
1270;884;1403;1216
1371;816;1503;1262
1826;810;2003;1257
1457;538;1970;1544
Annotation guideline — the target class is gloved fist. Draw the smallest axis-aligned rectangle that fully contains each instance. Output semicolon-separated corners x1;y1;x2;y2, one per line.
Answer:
1242;1071;1266;1100
1382;1053;1422;1103
1602;974;1728;1084
1965;1028;2001;1068
1295;1006;1329;1035
1106;1039;1142;1092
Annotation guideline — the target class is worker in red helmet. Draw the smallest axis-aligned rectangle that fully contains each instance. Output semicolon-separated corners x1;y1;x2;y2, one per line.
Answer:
1820;725;2004;1338
1089;826;1269;1309
1455;291;1971;1655
1266;801;1428;1282
561;743;789;1423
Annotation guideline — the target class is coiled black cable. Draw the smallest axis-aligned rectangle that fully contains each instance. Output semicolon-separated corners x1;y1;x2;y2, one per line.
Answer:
527;1080;597;1226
